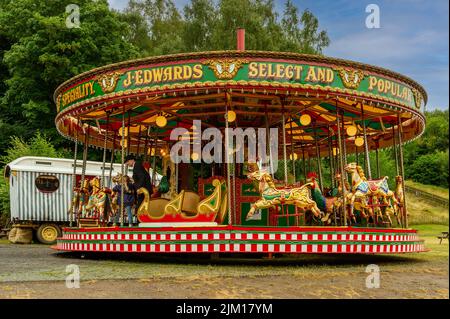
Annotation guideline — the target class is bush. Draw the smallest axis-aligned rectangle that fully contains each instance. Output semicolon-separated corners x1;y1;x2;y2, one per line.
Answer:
408;151;449;188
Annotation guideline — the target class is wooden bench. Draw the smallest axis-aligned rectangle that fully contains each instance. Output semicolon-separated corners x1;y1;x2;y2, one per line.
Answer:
437;231;449;244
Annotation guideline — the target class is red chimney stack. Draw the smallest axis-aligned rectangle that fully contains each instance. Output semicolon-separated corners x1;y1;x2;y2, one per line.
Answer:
237;28;245;51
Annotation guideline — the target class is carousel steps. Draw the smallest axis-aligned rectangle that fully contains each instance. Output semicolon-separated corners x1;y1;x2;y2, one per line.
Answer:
78;218;100;228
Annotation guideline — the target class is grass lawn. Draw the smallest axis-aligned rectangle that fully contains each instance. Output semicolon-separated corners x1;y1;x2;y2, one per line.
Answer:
406;180;449;199
407;192;449;226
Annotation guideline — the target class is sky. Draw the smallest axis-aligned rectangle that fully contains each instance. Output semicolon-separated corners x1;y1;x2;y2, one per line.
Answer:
108;0;449;111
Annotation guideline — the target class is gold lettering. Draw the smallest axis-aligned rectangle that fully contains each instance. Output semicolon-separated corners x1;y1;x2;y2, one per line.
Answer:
88;82;94;95
294;65;302;80
259;63;267;78
368;76;377;90
326;69;334;83
377;79;385;92
123;72;132;87
285;65;293;79
384;80;391;94
192;64;203;79
144;70;152;83
183;65;192;80
135;70;143;85
248;62;258;78
317;68;326;82
276;64;284;79
173;66;183;81
305;66;317;82
152;68;164;82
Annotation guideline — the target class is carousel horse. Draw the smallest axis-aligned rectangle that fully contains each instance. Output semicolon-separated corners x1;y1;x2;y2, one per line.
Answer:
393;175;406;227
344;162;398;225
306;172;340;225
69;179;90;219
84;177;112;221
245;167;323;221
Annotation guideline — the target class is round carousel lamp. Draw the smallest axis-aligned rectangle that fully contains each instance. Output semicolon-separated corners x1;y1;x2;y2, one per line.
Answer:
289;153;298;160
299;114;311;126
355;136;365;147
156;115;167;128
191;152;200;161
226;110;236;123
119;127;128;137
332;147;339;156
346;125;357;137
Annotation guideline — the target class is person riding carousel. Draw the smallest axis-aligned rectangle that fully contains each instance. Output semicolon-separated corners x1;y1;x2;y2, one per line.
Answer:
124;154;153;209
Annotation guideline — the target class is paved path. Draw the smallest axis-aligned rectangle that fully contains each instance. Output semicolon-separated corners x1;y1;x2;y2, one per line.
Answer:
0;243;448;298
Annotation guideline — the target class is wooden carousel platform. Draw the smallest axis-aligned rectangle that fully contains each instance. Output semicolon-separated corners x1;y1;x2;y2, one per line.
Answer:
53;225;426;254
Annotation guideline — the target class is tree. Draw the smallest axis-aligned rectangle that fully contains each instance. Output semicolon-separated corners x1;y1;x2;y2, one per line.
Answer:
0;0;140;154
125;0;330;54
182;0;217;52
123;0;185;56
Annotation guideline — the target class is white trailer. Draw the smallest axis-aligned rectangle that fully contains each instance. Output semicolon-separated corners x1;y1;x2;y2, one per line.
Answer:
4;156;160;244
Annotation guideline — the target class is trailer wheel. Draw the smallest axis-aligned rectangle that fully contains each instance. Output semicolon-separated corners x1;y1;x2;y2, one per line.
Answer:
36;224;61;244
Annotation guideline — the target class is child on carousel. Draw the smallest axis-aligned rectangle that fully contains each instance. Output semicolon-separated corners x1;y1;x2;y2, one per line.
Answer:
112;174;136;226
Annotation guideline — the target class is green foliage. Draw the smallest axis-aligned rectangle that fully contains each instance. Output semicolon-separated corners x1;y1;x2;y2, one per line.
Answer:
0;0;140;153
0;131;64;165
124;0;330;54
0;131;66;222
408;151;449;188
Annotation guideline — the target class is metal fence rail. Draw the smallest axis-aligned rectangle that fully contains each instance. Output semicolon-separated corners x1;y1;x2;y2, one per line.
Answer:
405;185;449;208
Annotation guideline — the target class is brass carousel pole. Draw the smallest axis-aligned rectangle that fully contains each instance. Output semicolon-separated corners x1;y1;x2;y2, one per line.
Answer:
109;132;115;188
101;112;109;188
281;102;288;185
143;128;150;164
289;117;296;181
151;126;157;188
79;124;89;225
301;144;307;183
341;111;347;167
126;111;131;156
375;140;381;178
120;107;126;227
225;93;233;226
313;121;323;192
361;103;372;179
136;124;142;157
328;127;334;188
69;120;79;227
397;114;408;228
392;125;399;175
336;105;347;226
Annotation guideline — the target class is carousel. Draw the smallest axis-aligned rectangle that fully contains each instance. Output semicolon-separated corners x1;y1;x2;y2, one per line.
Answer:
52;33;427;255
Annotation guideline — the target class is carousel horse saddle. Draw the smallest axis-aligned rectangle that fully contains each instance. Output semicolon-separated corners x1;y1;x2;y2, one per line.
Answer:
367;177;388;192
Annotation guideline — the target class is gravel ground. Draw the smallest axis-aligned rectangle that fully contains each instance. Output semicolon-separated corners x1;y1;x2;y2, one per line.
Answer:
0;235;448;299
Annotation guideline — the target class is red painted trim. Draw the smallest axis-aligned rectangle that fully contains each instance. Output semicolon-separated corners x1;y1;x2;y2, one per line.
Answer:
61;225;418;234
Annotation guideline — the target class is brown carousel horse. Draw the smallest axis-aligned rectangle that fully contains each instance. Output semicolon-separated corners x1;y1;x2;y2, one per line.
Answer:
306;172;341;224
69;179;90;219
84;177;112;222
245;166;322;221
345;162;398;226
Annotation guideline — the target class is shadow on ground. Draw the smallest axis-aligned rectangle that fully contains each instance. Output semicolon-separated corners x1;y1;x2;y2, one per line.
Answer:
54;250;425;267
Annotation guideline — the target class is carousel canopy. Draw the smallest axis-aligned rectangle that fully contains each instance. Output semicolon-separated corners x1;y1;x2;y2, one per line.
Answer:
54;51;427;158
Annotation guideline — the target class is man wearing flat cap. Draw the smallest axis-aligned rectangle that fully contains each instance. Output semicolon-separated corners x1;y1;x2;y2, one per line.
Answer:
125;155;152;209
